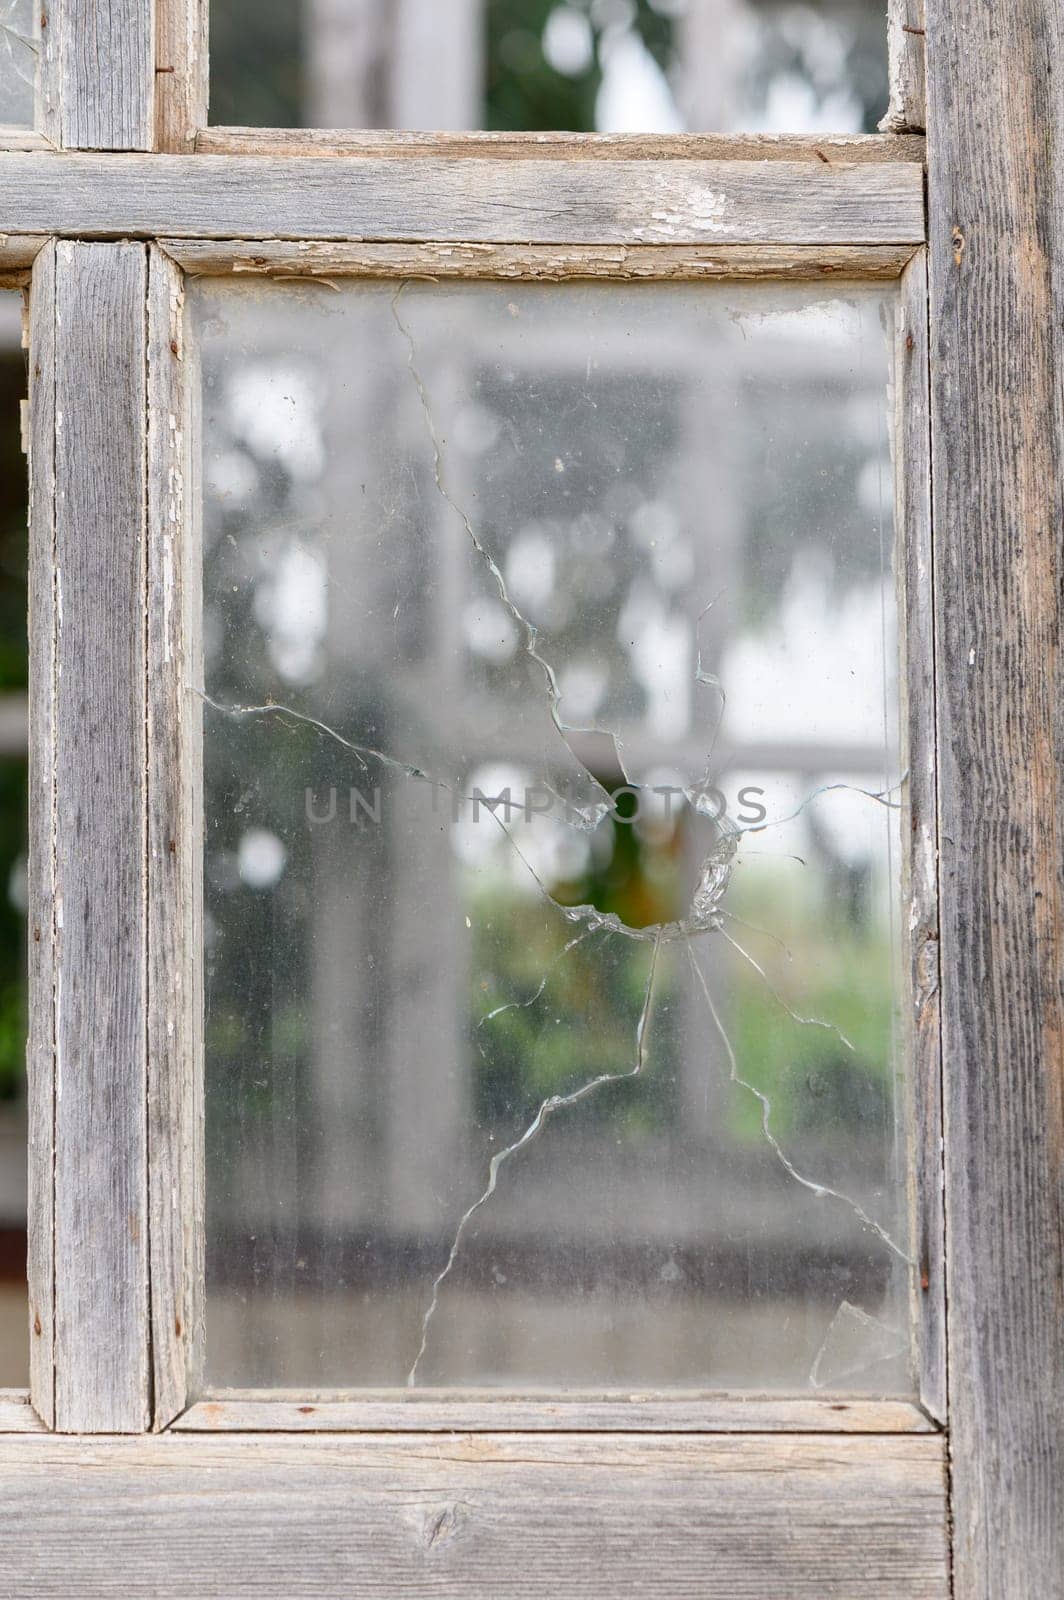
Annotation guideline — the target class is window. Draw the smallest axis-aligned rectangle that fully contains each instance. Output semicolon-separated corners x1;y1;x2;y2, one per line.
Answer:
199;277;914;1395
208;0;892;136
0;1;1061;1596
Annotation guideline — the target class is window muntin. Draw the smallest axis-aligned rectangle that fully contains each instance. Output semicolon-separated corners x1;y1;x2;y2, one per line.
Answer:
0;286;27;1388
197;276;912;1392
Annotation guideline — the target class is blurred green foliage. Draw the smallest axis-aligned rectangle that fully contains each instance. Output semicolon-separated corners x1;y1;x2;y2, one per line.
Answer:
724;867;894;1141
486;0;672;130
208;0;888;134
210;0;303;127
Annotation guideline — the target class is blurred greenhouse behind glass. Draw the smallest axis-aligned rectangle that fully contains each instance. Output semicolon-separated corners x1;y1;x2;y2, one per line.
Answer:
210;0;890;135
198;279;911;1393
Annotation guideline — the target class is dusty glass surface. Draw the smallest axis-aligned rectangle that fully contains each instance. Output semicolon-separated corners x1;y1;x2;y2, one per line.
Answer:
210;0;888;135
0;0;35;126
197;277;913;1392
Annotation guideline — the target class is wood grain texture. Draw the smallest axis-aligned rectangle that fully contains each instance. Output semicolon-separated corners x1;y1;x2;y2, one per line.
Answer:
26;240;56;1430
925;0;1064;1590
0;153;927;245
155;0;207;152
882;0;927;132
52;242;150;1432
146;246;204;1429
895;251;945;1423
37;0;63;145
165;239;919;282
0;234;48;270
50;0;154;149
179;1395;937;1434
0;129;52;152
0;1432;948;1597
0;1393;46;1432
197;128;927;164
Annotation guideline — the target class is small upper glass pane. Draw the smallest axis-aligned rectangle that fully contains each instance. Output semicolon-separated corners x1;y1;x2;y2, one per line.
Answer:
196;276;913;1393
209;0;888;134
0;0;36;127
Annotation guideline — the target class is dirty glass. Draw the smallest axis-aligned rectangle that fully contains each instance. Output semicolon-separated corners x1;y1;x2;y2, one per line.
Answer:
196;277;913;1393
0;0;35;127
209;0;888;136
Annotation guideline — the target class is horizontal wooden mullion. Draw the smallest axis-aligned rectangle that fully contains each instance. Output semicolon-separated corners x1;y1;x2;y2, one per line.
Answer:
0;129;53;153
0;153;926;246
163;239;918;282
0;235;49;272
196;128;926;163
177;1395;937;1434
0;1431;949;1597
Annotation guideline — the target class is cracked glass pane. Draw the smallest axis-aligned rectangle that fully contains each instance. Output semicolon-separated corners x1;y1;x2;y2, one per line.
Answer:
196;277;914;1393
0;0;35;126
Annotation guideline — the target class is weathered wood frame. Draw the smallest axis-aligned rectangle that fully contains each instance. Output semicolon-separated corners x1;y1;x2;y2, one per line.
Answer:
13;194;950;1596
2;0;1062;1595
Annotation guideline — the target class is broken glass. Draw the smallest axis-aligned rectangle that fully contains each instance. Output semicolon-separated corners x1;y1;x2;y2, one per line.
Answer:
195;277;914;1393
0;0;34;127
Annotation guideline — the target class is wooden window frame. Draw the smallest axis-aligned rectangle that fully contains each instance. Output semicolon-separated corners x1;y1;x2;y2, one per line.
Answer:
0;1;1060;1595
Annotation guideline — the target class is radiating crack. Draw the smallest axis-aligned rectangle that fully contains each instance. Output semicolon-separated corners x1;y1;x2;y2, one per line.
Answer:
391;282;616;831
202;286;914;1394
406;929;663;1386
474;925;604;1061
719;907;795;964
687;945;912;1264
741;777;904;838
196;689;431;783
716;923;856;1055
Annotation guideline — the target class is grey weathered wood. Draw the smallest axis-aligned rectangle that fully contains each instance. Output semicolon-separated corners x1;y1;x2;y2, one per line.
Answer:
178;1395;936;1434
894;250;945;1424
0;1432;948;1596
41;0;154;149
37;0;63;145
0;153;927;245
0;234;48;271
0;129;52;152
146;244;204;1429
925;0;1064;1590
165;239;919;282
26;239;57;1430
196;128;926;163
155;0;207;152
882;0;927;133
0;1393;46;1432
52;242;150;1432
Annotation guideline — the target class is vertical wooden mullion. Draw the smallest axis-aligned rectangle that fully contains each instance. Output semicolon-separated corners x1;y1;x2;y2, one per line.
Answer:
155;0;209;153
926;0;1064;1589
50;241;151;1432
146;245;204;1427
882;0;927;134
26;241;58;1428
40;0;155;150
895;249;946;1423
